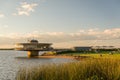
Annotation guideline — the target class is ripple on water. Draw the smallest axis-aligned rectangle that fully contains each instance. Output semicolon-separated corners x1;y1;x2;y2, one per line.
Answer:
0;50;76;80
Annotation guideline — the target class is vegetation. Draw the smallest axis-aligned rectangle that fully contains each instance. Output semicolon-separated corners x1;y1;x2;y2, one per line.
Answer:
57;51;120;59
16;57;120;80
56;49;119;54
0;48;14;50
42;51;56;56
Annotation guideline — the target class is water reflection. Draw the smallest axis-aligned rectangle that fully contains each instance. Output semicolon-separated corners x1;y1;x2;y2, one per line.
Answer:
15;56;53;59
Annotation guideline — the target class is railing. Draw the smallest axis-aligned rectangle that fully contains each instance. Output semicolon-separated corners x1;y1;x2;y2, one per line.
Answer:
15;47;52;51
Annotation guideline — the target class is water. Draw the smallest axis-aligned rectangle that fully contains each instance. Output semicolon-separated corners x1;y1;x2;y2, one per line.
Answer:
0;50;75;80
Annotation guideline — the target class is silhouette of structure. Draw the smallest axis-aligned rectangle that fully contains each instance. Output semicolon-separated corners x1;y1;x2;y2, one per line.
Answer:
15;40;52;57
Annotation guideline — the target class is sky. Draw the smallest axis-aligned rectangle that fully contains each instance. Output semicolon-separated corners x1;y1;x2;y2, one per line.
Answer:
0;0;120;48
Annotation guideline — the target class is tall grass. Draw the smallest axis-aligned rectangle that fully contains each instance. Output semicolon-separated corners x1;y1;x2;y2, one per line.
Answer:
16;59;120;80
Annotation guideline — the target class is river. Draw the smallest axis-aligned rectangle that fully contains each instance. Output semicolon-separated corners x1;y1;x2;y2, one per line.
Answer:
0;50;75;80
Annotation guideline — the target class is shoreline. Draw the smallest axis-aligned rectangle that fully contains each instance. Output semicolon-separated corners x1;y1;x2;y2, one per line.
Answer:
36;55;74;59
34;55;91;60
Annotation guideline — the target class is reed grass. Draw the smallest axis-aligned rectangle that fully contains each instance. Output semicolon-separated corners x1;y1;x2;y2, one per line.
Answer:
16;58;120;80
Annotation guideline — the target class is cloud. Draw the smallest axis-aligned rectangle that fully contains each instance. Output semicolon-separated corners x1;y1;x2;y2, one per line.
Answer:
1;28;120;40
0;28;120;48
13;2;38;16
0;13;5;18
0;24;9;30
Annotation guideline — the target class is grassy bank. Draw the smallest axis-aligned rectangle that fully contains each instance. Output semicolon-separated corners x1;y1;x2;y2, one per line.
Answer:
58;52;120;59
16;58;120;80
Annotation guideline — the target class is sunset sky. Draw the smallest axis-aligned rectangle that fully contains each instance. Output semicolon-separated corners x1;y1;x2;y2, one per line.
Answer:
0;0;120;48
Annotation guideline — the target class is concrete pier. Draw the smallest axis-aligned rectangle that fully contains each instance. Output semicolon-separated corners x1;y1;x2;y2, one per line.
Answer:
15;39;53;57
27;51;39;57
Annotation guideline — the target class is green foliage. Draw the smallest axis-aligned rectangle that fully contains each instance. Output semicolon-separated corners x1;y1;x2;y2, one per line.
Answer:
16;58;120;80
42;51;56;56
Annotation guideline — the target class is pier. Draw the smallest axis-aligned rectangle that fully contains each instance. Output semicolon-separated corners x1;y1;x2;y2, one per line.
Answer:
15;40;53;57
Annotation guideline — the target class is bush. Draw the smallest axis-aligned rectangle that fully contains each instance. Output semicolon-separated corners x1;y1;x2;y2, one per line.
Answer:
42;51;56;56
16;59;120;80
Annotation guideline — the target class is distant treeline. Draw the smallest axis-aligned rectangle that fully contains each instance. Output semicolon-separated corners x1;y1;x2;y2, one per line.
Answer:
0;48;14;50
56;49;120;54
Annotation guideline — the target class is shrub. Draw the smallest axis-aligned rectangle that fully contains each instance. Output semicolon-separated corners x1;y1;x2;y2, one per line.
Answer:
16;59;120;80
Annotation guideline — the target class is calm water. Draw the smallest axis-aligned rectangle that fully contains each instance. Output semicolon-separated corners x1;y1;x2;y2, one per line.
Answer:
0;50;75;80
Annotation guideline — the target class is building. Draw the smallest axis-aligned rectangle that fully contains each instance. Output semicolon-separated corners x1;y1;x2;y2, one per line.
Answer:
91;46;115;50
15;39;53;57
72;46;117;52
72;46;92;51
